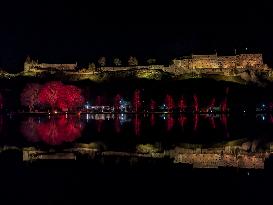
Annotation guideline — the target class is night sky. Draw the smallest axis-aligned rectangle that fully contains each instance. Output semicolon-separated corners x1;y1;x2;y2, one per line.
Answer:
1;1;273;72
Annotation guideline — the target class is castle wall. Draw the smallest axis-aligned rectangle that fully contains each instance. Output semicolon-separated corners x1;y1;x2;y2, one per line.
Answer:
172;53;268;72
236;54;263;68
24;62;76;72
23;53;271;78
218;56;236;68
192;54;219;69
37;63;76;71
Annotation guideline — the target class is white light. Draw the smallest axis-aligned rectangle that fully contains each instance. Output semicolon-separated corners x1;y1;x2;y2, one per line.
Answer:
262;116;265;120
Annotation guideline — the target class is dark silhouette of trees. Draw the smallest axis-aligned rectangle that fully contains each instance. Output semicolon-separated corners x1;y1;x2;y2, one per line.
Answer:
128;56;138;66
98;57;106;67
113;58;122;66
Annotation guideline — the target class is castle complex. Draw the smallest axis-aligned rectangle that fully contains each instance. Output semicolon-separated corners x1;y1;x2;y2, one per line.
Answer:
23;53;271;79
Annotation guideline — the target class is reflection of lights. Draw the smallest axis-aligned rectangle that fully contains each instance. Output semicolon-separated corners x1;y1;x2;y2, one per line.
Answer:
86;114;90;121
163;116;166;120
262;116;265;121
54;111;58;114
243;110;246;113
65;114;68;119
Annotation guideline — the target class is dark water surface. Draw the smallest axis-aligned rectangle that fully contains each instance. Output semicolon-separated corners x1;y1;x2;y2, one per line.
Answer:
1;113;273;146
1;113;273;204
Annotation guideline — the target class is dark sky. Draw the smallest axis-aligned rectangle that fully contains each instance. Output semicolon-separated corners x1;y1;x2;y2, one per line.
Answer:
1;1;273;72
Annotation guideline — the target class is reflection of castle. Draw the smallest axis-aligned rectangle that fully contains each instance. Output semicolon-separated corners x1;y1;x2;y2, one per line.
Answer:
21;141;272;169
23;53;271;77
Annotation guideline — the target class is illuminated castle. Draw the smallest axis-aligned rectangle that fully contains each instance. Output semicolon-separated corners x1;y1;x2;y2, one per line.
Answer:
172;53;266;69
23;53;271;78
24;56;77;72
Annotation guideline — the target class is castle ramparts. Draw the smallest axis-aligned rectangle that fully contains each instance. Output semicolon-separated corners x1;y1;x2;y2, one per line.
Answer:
22;53;272;80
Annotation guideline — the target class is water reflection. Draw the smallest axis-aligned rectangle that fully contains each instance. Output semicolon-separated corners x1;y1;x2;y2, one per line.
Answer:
21;116;84;145
133;115;141;136
19;113;273;145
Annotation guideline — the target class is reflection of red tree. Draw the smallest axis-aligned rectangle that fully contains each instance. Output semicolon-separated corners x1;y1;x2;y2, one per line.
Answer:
193;114;199;131
133;115;141;136
0;92;3;110
114;115;121;133
270;114;273;124
20;118;40;142
208;116;216;129
96;120;103;133
220;97;228;113
21;116;84;145
166;114;174;131
178;115;187;129
0;115;4;135
150;114;155;127
220;114;229;138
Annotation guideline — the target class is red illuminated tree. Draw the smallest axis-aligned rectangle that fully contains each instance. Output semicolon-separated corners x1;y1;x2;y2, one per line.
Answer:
149;99;157;111
63;85;84;110
220;97;228;113
165;94;174;112
95;96;104;106
20;83;41;111
193;94;199;112
178;96;186;112
114;94;122;112
208;97;216;111
39;81;63;110
39;81;84;111
0;92;3;110
133;89;141;112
